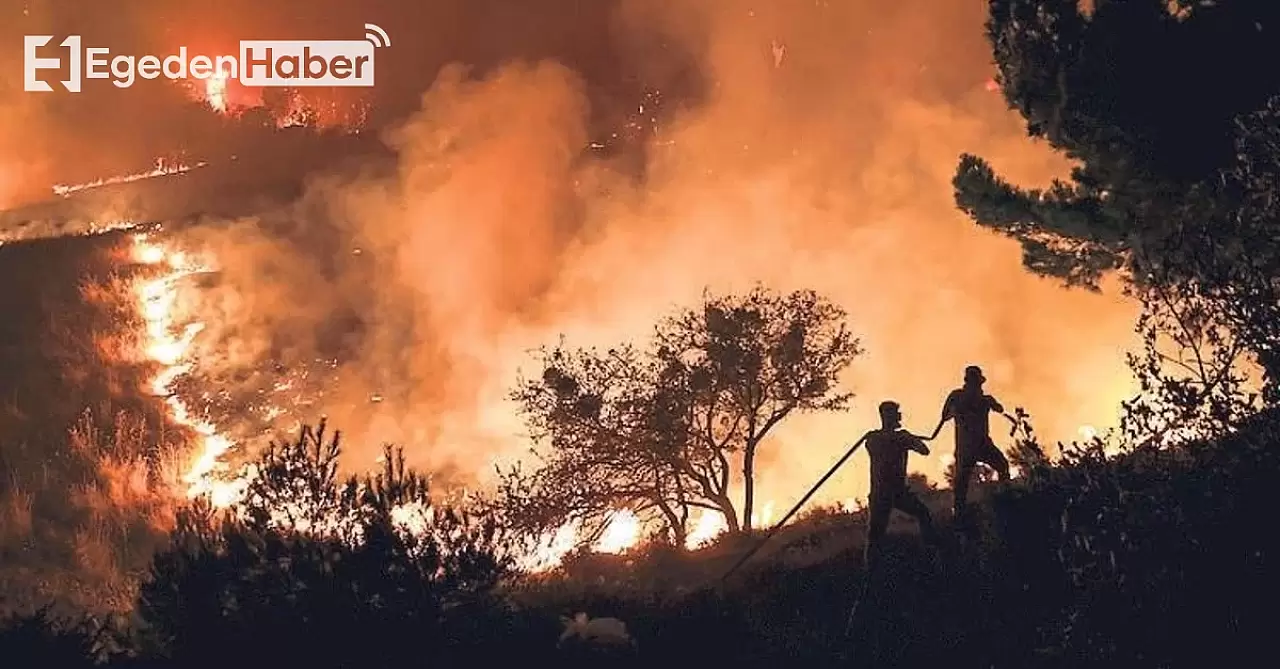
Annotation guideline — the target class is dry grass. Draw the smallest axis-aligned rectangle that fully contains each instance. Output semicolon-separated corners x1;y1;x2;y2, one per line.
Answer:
0;233;180;616
1;483;35;543
72;525;121;578
2;407;186;617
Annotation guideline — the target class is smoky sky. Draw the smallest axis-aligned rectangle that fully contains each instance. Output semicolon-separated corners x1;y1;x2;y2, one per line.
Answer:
2;1;1142;509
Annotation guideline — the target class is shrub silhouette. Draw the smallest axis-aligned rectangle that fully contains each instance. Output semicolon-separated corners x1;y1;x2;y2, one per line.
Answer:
135;422;518;668
988;409;1280;667
0;608;100;668
6;408;1280;669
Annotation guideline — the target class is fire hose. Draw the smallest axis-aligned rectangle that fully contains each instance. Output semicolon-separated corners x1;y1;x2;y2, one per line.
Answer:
719;411;1021;584
719;433;868;584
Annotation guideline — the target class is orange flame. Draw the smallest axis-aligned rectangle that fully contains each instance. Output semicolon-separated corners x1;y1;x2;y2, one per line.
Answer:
205;67;230;113
53;159;205;198
125;230;753;568
131;231;245;508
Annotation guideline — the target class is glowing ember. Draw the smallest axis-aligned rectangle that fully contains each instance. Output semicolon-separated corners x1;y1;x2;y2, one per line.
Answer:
180;73;370;132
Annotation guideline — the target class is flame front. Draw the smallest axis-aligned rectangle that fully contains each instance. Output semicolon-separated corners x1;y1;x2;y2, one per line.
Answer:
515;507;736;572
54;159;201;198
125;228;745;567
131;231;244;508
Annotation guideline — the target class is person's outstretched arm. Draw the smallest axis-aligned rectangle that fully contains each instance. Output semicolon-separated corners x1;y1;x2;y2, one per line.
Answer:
988;395;1020;425
905;433;930;456
909;427;935;443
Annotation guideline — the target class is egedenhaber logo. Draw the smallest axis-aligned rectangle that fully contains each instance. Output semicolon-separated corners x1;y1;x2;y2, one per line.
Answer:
23;24;391;93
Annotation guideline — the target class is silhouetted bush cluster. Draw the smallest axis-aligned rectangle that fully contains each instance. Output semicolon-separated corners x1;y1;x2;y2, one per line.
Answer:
5;411;1280;668
991;410;1280;667
126;422;539;669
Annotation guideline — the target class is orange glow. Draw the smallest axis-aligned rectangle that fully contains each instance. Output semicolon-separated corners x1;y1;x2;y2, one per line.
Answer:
593;511;642;554
53;159;205;198
511;506;739;571
0;165;17;210
177;73;369;132
130;232;246;508
61;2;1170;573
206;67;230;113
686;511;731;549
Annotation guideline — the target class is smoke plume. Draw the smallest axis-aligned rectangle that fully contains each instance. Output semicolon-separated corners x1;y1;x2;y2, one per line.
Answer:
4;0;1140;508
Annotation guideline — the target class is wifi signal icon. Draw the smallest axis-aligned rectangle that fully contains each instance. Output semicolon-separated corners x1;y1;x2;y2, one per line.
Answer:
364;23;391;48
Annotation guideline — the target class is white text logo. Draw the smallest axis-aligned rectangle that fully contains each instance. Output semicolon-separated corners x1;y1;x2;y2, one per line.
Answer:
23;24;390;93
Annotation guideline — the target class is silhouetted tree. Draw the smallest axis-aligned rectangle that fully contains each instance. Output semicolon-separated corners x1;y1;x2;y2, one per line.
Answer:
655;287;861;532
502;286;860;546
1119;278;1262;447
239;420;357;538
954;0;1280;416
498;343;703;547
955;0;1280;285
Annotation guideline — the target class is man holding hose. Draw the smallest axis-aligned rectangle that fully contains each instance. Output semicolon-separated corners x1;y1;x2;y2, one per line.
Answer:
720;398;940;583
858;399;940;564
930;365;1012;522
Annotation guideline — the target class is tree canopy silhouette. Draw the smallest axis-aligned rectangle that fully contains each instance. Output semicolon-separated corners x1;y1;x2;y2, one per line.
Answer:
500;286;860;546
954;0;1280;408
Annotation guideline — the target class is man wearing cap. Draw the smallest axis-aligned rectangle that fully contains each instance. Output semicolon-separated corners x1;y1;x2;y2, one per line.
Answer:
929;365;1011;521
859;400;940;564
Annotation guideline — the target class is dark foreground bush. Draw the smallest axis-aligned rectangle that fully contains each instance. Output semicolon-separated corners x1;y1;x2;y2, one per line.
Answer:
7;413;1280;668
0;608;100;668
123;423;534;669
991;408;1280;667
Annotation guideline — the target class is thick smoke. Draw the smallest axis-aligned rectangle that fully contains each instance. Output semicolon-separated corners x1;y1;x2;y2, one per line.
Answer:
6;0;1140;507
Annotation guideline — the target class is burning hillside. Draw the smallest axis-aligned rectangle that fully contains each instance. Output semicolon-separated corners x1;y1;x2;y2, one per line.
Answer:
0;0;1152;600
